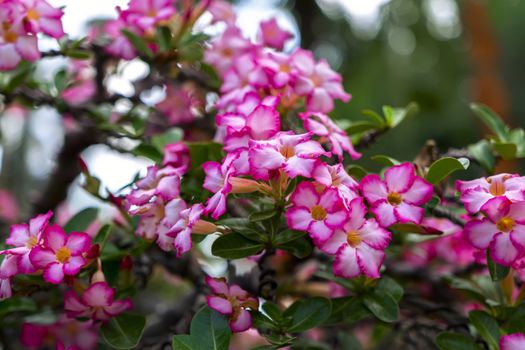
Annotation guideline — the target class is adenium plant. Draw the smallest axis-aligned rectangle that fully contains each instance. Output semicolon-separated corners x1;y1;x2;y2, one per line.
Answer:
0;1;524;350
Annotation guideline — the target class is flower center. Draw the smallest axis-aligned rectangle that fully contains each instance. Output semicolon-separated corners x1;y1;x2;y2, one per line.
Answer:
4;30;17;43
26;236;38;249
496;217;515;232
27;8;40;20
55;247;71;263
310;205;327;221
280;145;295;158
488;180;505;196
347;230;362;247
387;192;402;205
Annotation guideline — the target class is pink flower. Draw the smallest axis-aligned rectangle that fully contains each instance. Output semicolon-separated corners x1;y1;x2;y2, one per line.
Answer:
126;165;181;207
249;132;330;180
104;19;136;60
120;0;176;32
21;315;98;350
0;254;18;299
156;84;204;125
258;51;296;89
205;276;259;333
257;18;293;51
64;282;132;322
204;27;253;76
156;198;187;251
286;182;347;244
500;333;525;350
1;211;52;273
208;0;236;25
167;204;215;257
320;198;391;278
312;163;360;206
21;0;65;38
163;142;190;174
29;225;91;284
360;163;433;227
0;7;40;71
299;112;361;160
0;189;19;223
457;173;525;214
291;49;350;113
464;197;525;266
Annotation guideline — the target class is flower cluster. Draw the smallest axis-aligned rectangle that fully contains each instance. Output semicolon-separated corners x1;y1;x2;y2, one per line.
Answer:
0;0;64;70
101;0;176;60
126;142;218;256
458;173;525;266
206;276;259;333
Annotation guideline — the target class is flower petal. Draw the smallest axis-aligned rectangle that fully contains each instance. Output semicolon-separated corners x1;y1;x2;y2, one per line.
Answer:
43;263;64;284
384;163;415;193
229;308;252;332
333;245;360;278
394;202;424;224
290;182;319;208
360;175;387;205
500;333;525;350
63;255;86;275
286;207;312;232
29;246;56;269
463;219;499;249
370;201;396;227
43;225;66;252
357;243;385;278
490;233;520;266
65;232;91;255
402;177;433;205
359;220;391;249
207;296;233;315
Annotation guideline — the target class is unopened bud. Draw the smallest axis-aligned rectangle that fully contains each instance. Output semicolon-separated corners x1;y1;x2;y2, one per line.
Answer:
91;259;106;283
192;220;217;235
229;177;262;194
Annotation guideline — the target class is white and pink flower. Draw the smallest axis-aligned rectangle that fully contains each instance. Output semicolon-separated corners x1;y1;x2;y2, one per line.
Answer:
457;173;525;214
257;18;293;51
64;281;132;322
320;198;391;278
206;276;259;333
360;163;433;227
464;197;525;266
286;181;347;244
29;225;91;284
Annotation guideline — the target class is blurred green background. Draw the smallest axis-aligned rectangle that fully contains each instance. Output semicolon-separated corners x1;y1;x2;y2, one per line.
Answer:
288;0;525;167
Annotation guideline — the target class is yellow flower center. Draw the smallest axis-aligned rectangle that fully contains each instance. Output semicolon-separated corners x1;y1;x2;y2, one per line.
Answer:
387;192;402;205
55;247;71;263
147;9;157;17
496;217;515;232
488;180;505;196
310;205;327;221
26;236;38;249
4;30;17;43
347;230;362;247
27;9;40;20
280;145;295;158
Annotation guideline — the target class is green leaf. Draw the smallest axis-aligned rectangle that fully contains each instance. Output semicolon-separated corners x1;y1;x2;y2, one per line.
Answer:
469;310;500;349
338;332;363;350
276;235;313;259
346;165;367;180
93;224;112;248
211;233;265;259
470;103;509;141
121;29;153;58
345;121;378;136
132;143;163;163
362;291;399;323
389;222;441;235
156;26;173;52
151;128;183;151
273;230;307;245
64;207;99;233
371;155;400;166
283;297;331;333
468;140;495;173
509;128;525;157
187;142;223;174
492;142;517;160
435;332;483;350
172;306;231;350
65;49;92;59
503;305;525;334
425;157;470;185
249;210;278;222
101;313;146;349
487;250;510;281
360;109;386;127
383;102;418;128
376;277;404;303
324;297;371;325
0;297;37;316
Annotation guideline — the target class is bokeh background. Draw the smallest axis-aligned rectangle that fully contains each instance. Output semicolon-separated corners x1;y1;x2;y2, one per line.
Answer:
1;0;524;220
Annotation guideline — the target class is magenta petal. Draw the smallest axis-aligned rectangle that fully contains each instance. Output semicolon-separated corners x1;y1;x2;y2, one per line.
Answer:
43;263;65;284
29;246;56;269
481;197;511;222
206;276;229;295
490;233;520;266
66;232;91;254
320;230;347;255
371;202;396;227
360;175;387;205
500;333;525;350
6;224;30;247
229;308;252;332
105;299;132;317
308;220;335;245
207;296;233;315
82;282;114;307
286;207;312;232
63;255;86;275
511;224;525;250
384;163;415;193
359;220;391;249
463;219;498;250
333;245;360;278
43;225;66;251
64;290;88;316
394;202;424;224
290;182;319;208
402;177;433;205
173;228;192;258
356;243;385;278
